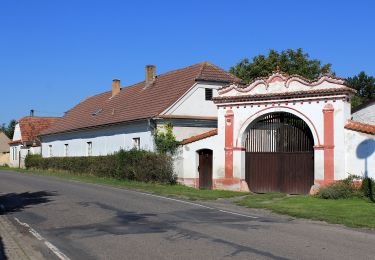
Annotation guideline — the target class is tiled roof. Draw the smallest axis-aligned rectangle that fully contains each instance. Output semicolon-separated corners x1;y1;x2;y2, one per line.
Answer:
18;117;60;144
42;62;239;135
213;87;356;103
180;129;218;145
345;120;375;135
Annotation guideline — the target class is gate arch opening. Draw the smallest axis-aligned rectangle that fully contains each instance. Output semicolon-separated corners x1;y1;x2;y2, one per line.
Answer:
244;112;314;194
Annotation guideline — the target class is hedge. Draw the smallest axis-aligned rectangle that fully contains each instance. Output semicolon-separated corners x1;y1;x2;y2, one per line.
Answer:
25;149;176;184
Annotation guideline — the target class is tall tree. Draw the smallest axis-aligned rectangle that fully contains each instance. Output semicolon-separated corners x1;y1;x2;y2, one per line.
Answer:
229;48;332;83
1;119;16;139
346;71;375;108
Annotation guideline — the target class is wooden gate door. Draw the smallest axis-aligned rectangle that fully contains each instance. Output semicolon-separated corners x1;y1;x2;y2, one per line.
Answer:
198;149;213;189
244;113;314;194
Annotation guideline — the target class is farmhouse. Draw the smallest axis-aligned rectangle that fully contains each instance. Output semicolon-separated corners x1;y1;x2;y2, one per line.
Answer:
0;131;10;166
38;63;375;194
39;62;240;156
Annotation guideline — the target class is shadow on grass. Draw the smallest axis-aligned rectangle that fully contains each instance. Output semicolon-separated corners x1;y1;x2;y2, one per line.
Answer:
0;191;55;215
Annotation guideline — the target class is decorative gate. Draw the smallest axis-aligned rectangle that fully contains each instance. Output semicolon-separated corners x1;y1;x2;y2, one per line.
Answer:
244;112;314;194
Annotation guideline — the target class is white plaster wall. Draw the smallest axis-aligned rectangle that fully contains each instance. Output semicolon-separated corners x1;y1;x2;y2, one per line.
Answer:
41;121;154;157
345;129;375;179
12;124;22;141
352;104;375;125
172;126;216;141
9;144;22;167
162;83;222;117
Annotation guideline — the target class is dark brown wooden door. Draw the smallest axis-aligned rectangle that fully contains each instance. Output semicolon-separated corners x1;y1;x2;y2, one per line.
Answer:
198;149;213;189
244;113;314;194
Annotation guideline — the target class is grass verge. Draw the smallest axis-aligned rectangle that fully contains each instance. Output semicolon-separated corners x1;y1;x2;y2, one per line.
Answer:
236;193;375;228
0;166;244;201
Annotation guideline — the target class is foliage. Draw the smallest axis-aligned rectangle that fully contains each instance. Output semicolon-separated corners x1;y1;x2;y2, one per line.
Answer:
25;150;176;184
154;122;180;155
316;175;362;199
361;177;375;202
1;119;17;139
236;193;375;228
229;48;332;83
346;71;375;108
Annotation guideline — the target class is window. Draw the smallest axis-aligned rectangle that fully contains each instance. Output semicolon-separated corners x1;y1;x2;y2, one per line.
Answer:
12;147;18;161
87;142;92;156
133;138;140;150
48;145;53;157
205;88;213;100
64;144;69;157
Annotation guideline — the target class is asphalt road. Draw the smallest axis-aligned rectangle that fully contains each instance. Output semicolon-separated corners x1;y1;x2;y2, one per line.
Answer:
1;170;375;260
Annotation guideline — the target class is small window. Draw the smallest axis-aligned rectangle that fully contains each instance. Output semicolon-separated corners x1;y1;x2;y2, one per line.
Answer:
87;142;92;156
64;144;69;157
133;138;140;150
48;145;53;157
13;147;18;161
205;88;213;100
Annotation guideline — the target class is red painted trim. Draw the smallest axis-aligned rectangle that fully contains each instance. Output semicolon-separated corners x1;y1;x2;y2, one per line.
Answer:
235;106;321;147
225;110;234;179
313;145;325;150
323;104;335;183
233;147;246;151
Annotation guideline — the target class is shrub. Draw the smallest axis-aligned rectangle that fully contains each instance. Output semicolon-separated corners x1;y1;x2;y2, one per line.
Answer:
25;150;176;184
316;175;362;199
154;122;179;155
361;177;375;201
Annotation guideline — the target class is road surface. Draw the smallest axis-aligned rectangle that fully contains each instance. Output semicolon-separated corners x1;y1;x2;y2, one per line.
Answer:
1;170;375;260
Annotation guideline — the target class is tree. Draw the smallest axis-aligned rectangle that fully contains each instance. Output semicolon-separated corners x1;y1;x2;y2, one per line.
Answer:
346;71;375;108
1;119;16;139
229;48;332;83
154;122;179;155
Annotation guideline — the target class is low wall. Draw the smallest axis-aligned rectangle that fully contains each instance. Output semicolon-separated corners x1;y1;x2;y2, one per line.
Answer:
0;153;9;166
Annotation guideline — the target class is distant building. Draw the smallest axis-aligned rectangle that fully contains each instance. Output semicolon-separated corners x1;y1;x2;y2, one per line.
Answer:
352;98;375;125
9;116;60;167
0;131;10;166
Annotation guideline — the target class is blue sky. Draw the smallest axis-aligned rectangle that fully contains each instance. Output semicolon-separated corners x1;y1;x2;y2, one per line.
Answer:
1;0;374;124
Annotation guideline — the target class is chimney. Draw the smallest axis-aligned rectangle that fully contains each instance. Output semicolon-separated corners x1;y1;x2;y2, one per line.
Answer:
112;79;120;97
30;109;34;117
145;65;156;86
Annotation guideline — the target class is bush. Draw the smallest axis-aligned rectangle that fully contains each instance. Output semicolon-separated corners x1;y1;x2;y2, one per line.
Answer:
361;177;375;201
316;175;362;199
25;150;176;184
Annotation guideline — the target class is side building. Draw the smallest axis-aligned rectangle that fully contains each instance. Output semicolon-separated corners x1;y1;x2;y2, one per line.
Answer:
9;116;60;167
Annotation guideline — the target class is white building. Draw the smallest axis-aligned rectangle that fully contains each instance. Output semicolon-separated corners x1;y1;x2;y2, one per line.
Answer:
39;62;241;157
9;116;60;167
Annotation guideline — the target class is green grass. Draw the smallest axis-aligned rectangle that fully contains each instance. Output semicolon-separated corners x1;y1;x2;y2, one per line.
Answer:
236;193;375;228
0;166;244;200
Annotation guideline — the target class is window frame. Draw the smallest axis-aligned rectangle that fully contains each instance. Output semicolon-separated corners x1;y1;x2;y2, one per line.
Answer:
205;88;213;101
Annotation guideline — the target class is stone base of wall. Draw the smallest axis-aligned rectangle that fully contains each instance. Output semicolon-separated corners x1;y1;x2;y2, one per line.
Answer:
177;177;249;192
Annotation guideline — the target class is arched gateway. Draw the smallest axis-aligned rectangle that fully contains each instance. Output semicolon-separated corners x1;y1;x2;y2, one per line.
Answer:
244;112;314;194
210;70;356;193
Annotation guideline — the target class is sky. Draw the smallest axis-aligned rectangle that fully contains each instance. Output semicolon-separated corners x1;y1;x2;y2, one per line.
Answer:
1;0;374;125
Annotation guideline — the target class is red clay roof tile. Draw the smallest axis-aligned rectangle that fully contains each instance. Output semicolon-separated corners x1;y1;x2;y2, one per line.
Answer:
345;120;375;135
42;62;239;135
180;129;218;145
18;117;60;143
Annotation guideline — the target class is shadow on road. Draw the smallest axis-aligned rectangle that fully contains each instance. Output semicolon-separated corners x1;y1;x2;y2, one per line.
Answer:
0;237;6;260
0;191;55;215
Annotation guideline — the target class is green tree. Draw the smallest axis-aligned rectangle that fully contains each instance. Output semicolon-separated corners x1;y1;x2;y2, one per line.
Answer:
229;48;332;83
346;71;375;108
154;122;179;155
1;119;16;139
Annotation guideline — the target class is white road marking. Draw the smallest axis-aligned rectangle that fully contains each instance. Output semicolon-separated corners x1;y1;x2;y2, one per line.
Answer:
14;217;70;260
67;179;259;219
